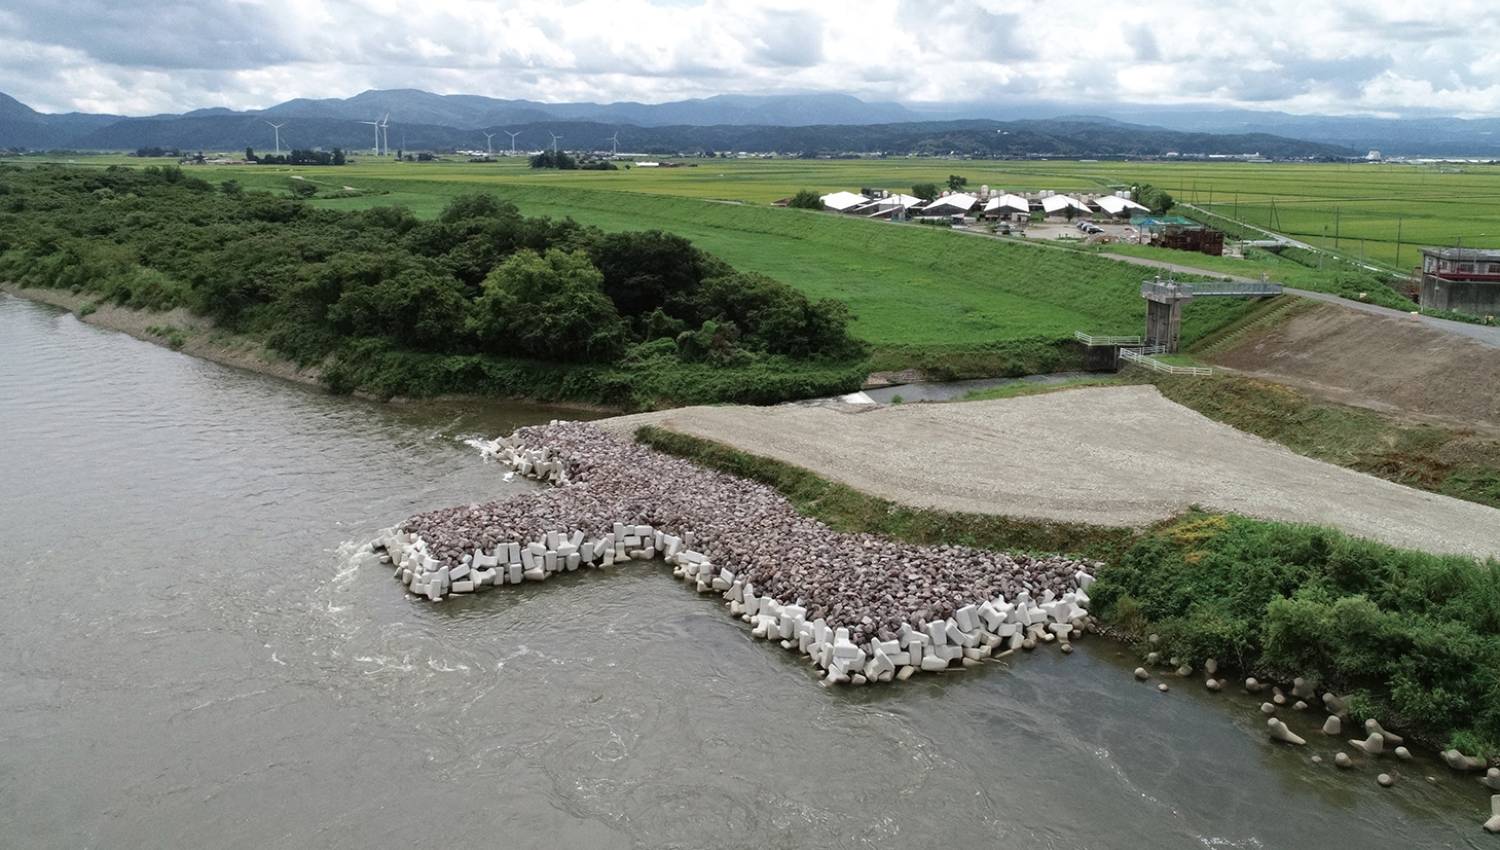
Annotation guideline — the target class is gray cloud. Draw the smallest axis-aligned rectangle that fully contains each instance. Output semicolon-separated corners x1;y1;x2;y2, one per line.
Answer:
1;0;1496;117
1126;26;1160;62
750;10;825;67
5;0;309;70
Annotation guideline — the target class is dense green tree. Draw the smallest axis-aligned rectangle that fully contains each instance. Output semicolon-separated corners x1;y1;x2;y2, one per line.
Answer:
912;182;938;201
586;229;723;322
787;189;824;210
1133;184;1175;215
947;174;968;191
469;248;626;362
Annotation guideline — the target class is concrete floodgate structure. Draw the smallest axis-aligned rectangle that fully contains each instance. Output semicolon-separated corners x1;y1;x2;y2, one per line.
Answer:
370;422;1097;685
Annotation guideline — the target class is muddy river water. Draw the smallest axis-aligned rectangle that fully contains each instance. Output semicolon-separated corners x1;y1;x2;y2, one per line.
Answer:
0;294;1485;848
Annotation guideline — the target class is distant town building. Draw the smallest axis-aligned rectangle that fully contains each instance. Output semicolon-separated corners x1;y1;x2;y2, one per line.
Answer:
1419;247;1500;316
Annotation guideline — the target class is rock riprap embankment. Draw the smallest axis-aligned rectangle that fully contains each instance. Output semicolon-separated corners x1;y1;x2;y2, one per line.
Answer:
370;422;1098;684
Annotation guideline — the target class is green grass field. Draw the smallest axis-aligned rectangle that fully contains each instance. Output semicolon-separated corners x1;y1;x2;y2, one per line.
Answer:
22;153;1500;274
20;152;1492;360
190;159;1258;358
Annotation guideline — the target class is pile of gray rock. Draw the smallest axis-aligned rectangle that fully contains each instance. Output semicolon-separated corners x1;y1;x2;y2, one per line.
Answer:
371;421;1098;684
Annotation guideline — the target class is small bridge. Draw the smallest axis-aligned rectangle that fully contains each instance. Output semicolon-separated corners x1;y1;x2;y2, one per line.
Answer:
1140;275;1282;352
1073;275;1282;374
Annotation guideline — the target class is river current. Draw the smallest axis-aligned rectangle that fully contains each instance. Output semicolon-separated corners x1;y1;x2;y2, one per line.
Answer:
0;294;1482;848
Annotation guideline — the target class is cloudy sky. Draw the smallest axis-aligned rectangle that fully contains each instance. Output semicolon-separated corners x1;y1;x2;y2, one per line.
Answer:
2;0;1496;117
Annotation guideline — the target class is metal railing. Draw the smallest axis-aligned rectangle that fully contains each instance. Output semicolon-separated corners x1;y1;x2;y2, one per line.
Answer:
1074;330;1144;346
1189;281;1283;298
1140;279;1283;301
1119;347;1214;375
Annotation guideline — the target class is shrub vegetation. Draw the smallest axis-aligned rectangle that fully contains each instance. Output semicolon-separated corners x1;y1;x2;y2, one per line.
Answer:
1090;513;1500;757
0;164;865;406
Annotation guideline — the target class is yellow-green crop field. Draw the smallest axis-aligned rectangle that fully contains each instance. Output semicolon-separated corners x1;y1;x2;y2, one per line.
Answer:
24;153;1500;269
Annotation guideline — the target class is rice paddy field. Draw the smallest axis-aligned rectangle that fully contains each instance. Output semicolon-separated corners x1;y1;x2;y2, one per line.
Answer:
14;153;1499;358
245;155;1500;272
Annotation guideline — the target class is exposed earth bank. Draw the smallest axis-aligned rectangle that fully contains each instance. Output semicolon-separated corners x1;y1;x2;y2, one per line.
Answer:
1208;300;1500;434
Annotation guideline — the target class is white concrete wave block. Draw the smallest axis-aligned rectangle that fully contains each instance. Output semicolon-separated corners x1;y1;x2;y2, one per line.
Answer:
955;605;978;632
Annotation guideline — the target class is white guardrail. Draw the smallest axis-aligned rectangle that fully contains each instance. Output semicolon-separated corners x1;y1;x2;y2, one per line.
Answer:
1119;347;1214;376
1073;331;1144;346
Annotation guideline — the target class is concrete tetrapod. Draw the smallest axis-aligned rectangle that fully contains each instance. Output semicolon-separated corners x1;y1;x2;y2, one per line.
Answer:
1365;719;1403;746
1322;716;1342;736
1268;718;1306;746
1349;733;1385;756
1322;692;1348;716
1444;749;1487;772
1487;795;1500;834
375;422;1100;687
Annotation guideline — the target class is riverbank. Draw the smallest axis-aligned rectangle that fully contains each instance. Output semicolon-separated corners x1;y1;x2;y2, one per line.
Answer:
1;283;325;388
625;423;1500;762
6;290;1488;849
2;284;840;413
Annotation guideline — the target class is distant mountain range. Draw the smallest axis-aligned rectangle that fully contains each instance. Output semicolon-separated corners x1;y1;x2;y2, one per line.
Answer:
908;102;1500;157
0;88;1380;158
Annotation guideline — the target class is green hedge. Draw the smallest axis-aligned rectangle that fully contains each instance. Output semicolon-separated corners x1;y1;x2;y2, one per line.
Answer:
322;338;867;408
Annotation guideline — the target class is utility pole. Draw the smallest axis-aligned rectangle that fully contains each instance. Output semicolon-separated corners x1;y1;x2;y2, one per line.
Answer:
1333;206;1340;250
1233;193;1238;222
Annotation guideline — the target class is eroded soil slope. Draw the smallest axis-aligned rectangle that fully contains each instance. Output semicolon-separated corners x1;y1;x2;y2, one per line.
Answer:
1208;301;1500;432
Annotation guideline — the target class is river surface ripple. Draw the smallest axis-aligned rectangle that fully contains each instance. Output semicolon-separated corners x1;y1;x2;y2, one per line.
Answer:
0;294;1481;848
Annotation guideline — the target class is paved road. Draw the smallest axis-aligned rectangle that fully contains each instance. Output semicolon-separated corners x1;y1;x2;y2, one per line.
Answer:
1096;252;1500;348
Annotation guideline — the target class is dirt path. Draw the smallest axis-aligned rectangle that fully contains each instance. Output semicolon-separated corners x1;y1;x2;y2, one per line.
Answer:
602;385;1500;560
1208;300;1500;432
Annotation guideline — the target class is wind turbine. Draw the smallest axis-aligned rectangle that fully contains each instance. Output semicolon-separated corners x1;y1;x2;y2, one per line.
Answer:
378;113;390;156
504;130;520;155
264;121;285;156
482;131;495;157
549;132;562;155
360;117;381;156
608;132;619;157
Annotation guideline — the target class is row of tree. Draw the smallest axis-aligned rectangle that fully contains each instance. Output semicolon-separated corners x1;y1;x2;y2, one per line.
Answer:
245;147;346;166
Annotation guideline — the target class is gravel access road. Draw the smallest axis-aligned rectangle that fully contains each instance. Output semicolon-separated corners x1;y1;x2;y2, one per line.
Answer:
602;386;1500;560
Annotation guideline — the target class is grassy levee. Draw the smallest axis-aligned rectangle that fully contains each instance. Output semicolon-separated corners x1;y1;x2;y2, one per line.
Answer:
636;423;1500;759
269;175;1258;376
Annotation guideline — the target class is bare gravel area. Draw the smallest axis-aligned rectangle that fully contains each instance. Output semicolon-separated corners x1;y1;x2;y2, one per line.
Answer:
602;385;1500;560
